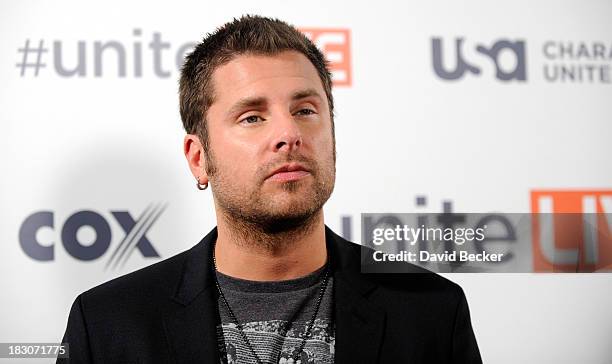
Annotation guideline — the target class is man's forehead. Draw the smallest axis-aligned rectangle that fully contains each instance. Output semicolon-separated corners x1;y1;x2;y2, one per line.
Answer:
210;51;325;101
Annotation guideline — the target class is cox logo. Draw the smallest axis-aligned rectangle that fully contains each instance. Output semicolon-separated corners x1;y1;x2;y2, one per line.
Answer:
431;37;527;81
19;203;166;269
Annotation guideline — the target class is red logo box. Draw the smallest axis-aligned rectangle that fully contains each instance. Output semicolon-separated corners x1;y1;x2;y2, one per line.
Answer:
531;190;612;272
300;28;352;87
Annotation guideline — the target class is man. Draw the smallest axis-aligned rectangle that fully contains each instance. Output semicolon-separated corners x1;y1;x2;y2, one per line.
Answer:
58;15;482;364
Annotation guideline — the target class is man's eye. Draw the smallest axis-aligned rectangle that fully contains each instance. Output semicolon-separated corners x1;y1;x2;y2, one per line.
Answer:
240;115;263;124
295;109;316;116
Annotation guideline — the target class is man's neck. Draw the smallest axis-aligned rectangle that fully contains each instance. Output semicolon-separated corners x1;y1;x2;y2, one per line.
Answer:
213;211;328;281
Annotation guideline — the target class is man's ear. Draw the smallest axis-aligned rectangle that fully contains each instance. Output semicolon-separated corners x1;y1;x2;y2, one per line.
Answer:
183;134;208;185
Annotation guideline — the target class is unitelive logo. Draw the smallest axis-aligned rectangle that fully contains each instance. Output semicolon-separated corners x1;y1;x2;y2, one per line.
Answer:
431;37;527;81
19;203;167;270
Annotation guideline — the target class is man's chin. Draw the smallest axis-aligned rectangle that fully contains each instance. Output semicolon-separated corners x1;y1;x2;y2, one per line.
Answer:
254;210;320;234
264;178;310;193
265;192;320;210
262;200;319;221
248;197;322;230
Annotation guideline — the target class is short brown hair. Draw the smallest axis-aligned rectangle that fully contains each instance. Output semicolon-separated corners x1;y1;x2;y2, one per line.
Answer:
179;15;335;150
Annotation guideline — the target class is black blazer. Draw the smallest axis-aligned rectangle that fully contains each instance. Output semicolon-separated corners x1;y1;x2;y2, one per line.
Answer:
58;226;482;363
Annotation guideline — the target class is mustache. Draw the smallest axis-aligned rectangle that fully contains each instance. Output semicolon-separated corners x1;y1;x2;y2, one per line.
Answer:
257;154;317;181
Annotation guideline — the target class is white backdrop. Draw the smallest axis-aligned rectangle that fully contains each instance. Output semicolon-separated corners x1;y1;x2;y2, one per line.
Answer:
1;0;612;363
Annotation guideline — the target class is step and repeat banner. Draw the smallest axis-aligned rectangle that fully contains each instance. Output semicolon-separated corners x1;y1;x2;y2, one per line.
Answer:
1;1;611;363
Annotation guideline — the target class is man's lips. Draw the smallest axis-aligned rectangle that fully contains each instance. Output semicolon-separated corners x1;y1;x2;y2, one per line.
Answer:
266;163;311;182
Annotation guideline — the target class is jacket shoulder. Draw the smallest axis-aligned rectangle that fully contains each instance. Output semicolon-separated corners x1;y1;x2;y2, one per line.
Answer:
334;232;466;299
78;247;190;310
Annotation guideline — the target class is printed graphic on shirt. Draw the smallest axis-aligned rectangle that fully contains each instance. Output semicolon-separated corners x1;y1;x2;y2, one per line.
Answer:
217;318;335;364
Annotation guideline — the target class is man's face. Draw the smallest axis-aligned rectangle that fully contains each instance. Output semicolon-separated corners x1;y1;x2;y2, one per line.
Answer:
203;50;336;228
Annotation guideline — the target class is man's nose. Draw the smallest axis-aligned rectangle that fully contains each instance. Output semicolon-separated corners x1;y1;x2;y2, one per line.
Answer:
271;113;303;153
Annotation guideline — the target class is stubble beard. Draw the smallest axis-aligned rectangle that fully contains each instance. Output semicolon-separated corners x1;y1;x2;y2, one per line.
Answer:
205;149;336;252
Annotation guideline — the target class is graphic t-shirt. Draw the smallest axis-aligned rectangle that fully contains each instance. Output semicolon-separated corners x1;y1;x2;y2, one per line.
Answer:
215;264;335;364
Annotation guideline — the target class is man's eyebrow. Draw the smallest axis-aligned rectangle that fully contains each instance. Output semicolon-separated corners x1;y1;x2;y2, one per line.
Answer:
227;96;267;117
291;88;323;102
226;89;322;117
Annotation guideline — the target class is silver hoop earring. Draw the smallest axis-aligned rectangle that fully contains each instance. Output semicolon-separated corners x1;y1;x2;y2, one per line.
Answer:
196;178;208;190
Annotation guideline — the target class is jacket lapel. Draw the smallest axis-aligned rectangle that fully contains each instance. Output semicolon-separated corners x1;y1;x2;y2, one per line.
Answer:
327;227;386;364
163;228;220;364
163;226;386;364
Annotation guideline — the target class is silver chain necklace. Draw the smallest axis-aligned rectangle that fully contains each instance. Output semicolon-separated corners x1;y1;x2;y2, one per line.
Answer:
212;241;330;364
